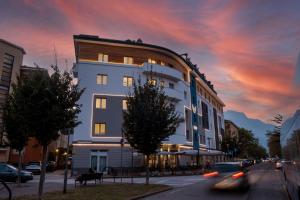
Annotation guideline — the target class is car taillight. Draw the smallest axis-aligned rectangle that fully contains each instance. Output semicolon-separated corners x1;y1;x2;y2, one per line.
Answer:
203;171;219;177
232;172;245;179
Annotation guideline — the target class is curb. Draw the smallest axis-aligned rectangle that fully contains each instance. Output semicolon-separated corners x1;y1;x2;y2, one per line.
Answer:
129;186;173;200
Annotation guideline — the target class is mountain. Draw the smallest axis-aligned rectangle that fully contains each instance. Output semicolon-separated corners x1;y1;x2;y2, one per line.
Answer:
224;110;274;148
281;109;300;146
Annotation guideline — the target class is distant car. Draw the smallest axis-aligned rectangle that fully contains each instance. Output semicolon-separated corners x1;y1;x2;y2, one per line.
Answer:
203;162;249;191
46;161;56;172
275;161;283;169
0;163;33;183
25;163;41;175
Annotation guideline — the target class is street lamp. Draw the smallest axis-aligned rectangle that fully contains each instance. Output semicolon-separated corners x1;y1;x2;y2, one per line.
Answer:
120;138;124;183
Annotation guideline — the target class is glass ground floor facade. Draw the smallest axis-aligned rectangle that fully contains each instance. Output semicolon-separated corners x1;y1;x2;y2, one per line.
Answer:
72;143;226;176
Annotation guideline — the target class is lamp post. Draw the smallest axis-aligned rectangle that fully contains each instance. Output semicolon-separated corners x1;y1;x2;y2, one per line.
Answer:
120;138;124;183
131;147;134;184
63;129;70;194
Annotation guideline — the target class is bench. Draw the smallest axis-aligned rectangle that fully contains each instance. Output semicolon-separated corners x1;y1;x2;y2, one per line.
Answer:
75;173;103;187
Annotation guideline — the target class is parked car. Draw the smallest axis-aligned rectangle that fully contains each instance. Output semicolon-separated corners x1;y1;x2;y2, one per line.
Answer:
275;161;283;169
25;162;41;175
203;162;249;191
46;161;56;172
0;163;33;183
25;161;57;174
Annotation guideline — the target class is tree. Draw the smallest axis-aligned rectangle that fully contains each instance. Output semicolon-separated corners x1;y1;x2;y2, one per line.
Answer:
50;65;84;194
16;66;83;199
236;128;267;159
266;114;283;158
123;79;182;184
3;78;29;186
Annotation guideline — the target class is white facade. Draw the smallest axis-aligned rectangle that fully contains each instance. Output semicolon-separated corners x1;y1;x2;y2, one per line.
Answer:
72;35;225;173
73;61;224;149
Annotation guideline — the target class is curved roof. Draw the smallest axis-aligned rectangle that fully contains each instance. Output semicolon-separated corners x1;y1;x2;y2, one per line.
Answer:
74;34;225;106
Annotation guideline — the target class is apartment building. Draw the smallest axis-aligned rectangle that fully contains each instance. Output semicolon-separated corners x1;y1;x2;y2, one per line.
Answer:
224;120;239;141
0;39;25;162
72;35;225;174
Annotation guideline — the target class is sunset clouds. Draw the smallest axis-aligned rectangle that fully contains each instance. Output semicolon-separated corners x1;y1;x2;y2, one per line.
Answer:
0;0;299;121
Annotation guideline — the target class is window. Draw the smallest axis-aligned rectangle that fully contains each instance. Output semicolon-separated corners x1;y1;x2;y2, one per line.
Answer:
124;57;133;64
122;99;128;110
160;81;165;87
94;123;106;135
123;76;133;87
3;53;14;66
149;79;156;86
95;98;106;109
202;102;209;129
97;74;107;85
169;82;174;89
98;53;108;62
184;91;187;99
161;61;165;66
148;58;156;64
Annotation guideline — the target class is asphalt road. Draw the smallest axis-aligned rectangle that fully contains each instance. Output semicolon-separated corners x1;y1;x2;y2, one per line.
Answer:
144;163;288;200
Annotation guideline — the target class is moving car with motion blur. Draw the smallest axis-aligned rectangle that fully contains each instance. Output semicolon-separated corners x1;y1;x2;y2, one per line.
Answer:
203;162;249;191
0;163;33;183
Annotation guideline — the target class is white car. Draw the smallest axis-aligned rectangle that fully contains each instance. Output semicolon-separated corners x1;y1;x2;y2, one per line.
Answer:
25;164;41;175
275;161;282;169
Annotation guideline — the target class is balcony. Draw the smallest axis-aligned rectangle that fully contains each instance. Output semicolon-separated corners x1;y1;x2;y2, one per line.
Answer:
142;63;182;82
164;87;183;102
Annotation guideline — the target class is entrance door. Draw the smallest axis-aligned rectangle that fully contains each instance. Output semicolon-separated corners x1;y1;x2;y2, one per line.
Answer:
99;156;107;172
90;151;108;173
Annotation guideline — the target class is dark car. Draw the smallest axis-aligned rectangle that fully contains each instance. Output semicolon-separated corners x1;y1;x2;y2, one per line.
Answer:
0;163;33;183
203;162;249;191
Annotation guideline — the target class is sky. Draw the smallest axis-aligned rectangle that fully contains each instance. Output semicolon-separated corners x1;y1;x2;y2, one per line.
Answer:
0;0;300;122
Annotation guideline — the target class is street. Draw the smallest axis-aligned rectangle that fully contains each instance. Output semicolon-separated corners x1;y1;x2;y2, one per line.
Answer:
0;163;288;199
143;163;288;200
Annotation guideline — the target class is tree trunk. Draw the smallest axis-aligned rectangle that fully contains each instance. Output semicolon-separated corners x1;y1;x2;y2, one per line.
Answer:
17;150;22;187
63;133;70;194
145;155;149;185
38;145;48;200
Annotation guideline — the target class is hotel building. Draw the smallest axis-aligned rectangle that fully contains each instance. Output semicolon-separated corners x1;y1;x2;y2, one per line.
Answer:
72;35;225;174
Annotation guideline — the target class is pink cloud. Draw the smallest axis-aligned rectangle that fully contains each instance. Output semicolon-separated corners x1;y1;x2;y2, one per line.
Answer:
1;0;299;121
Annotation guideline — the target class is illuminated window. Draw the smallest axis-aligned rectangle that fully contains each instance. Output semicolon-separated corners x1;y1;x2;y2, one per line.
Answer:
97;74;107;85
124;57;133;64
95;98;106;109
123;76;133;87
149;79;156;86
94;123;106;135
161;61;165;66
122;99;128;110
148;58;156;64
160;81;165;87
98;53;108;62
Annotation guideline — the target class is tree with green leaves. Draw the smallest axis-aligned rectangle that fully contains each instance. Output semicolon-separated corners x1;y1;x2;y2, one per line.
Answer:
3;77;29;186
266;114;283;158
236;128;267;159
122;79;182;184
16;66;83;199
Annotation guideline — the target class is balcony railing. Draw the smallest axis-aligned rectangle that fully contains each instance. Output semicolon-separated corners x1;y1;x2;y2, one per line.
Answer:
142;63;182;82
